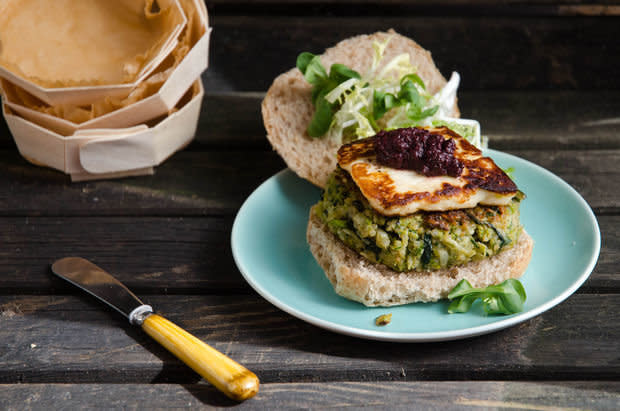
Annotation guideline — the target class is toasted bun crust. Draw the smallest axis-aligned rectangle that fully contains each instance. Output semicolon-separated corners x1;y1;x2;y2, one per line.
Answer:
262;30;459;188
307;207;534;307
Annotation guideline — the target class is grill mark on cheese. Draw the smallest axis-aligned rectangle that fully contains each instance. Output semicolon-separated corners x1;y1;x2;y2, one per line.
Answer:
337;127;518;216
338;139;376;165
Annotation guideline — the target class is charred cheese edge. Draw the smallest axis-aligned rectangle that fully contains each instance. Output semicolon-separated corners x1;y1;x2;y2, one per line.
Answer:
337;127;518;216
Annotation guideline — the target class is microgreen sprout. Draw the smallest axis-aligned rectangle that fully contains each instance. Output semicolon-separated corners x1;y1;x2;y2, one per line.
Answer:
447;278;526;315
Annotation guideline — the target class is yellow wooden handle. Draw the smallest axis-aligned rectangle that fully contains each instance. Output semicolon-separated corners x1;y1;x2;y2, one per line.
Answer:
141;314;259;401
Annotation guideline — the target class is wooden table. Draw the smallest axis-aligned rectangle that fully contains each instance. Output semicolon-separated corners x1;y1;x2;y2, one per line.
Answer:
1;2;619;408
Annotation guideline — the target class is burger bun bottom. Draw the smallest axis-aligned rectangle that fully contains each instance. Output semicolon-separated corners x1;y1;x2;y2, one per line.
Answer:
307;206;534;307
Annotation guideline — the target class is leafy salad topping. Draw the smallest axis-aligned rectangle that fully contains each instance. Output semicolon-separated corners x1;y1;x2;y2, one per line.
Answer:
447;278;527;315
297;36;483;147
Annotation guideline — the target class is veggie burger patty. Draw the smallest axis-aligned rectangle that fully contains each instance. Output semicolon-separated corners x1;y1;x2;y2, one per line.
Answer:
315;167;524;272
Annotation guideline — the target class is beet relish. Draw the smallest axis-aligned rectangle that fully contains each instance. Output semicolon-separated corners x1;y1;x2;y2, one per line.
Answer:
375;127;464;177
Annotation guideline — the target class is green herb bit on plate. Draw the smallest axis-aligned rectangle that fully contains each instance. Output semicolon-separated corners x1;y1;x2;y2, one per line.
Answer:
375;313;392;326
447;278;526;315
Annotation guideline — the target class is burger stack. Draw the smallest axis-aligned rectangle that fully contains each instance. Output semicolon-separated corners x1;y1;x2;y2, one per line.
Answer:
0;0;211;181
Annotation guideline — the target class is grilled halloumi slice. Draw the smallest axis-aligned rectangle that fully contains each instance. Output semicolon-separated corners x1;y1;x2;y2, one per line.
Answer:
337;127;518;216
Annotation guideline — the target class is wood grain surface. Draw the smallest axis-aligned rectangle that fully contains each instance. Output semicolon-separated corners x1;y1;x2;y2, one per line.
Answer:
1;294;618;383
0;1;618;408
0;214;617;294
1;149;619;216
204;16;619;92
2;91;620;150
2;381;619;409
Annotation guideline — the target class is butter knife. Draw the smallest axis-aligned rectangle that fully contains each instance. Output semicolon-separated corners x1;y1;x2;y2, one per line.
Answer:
51;256;259;401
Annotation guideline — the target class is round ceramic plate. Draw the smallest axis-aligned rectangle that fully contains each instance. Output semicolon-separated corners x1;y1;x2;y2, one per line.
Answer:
231;150;600;342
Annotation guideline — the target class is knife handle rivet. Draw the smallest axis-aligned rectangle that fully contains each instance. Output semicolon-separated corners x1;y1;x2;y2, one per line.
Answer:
129;304;154;325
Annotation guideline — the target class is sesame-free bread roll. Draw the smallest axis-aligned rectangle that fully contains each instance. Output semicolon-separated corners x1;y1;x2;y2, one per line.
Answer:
307;207;534;307
262;30;459;188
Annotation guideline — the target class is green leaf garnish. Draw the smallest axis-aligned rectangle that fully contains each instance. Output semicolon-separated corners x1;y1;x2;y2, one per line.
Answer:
307;90;337;137
297;46;442;141
503;167;516;179
401;73;426;90
398;79;425;108
297;52;328;87
329;63;361;84
371;76;438;126
447;279;526;315
296;53;361;137
407;105;439;121
372;90;397;120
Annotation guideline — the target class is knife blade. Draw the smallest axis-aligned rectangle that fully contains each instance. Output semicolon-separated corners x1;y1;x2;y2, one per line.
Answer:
51;256;152;323
51;256;259;401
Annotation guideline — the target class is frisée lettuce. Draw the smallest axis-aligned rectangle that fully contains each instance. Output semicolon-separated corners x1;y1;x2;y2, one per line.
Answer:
297;36;484;148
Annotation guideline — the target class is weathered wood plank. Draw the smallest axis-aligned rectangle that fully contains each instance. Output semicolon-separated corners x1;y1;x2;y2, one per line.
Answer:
461;91;620;151
514;149;620;215
196;91;620;150
204;15;619;91
3;91;618;150
0;149;618;215
0;216;247;295
592;216;620;292
0;214;615;293
0;381;618;409
0;150;286;216
2;91;619;150
0;294;617;383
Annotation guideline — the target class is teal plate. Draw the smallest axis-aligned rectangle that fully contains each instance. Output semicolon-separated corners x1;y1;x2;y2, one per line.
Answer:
231;150;600;342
